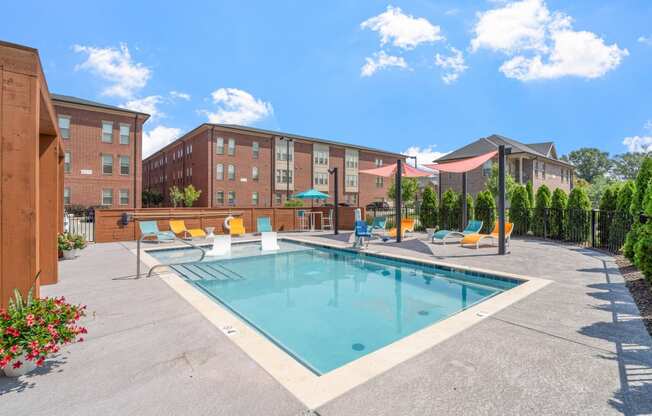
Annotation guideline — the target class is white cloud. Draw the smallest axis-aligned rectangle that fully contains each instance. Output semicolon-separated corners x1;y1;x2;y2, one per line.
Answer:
170;91;191;101
623;136;652;153
638;36;652;46
73;43;150;98
471;0;628;81
142;126;182;158
403;145;449;168
121;95;164;119
445;8;461;16
361;6;444;50
201;88;273;125
361;51;409;77
435;47;468;84
645;120;652;132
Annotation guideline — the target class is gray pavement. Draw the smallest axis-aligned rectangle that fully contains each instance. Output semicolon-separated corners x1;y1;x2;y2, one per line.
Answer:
1;234;650;415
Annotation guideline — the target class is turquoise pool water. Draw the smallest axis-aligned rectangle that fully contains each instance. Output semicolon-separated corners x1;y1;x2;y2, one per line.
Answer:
149;241;520;374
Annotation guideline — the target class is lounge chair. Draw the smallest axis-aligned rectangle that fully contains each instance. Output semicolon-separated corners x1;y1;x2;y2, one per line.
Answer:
432;220;483;245
138;221;175;243
387;218;416;239
206;234;231;256
169;220;206;239
229;217;246;236
261;232;280;251
256;216;272;233
353;220;372;248
369;217;387;237
461;222;514;249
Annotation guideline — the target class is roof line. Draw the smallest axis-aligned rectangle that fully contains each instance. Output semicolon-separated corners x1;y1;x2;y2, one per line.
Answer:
51;93;150;118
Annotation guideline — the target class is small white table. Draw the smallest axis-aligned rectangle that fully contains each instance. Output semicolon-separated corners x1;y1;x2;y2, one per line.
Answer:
205;227;216;239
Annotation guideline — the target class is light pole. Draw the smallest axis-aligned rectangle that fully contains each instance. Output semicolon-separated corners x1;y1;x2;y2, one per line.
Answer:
328;167;339;235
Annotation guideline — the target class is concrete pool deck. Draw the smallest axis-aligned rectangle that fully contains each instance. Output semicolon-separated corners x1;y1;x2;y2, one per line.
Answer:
1;234;651;415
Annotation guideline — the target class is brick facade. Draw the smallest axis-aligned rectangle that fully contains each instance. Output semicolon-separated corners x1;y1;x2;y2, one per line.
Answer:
53;95;148;209
143;124;404;208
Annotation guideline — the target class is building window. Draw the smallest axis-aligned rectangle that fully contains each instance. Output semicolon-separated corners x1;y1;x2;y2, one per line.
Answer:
119;156;130;175
101;121;113;143
252;192;259;205
345;174;358;187
275;192;282;205
101;155;113;175
216;164;224;180
252;166;259;181
101;189;113;205
252;141;259;159
227;138;236;155
119;124;130;144
216;137;224;154
345;194;358;205
276;141;293;161
228;164;235;180
216;191;224;204
482;160;492;177
58;116;71;139
314;172;328;186
63;187;71;205
276;169;292;184
375;177;384;188
119;189;129;205
561;168;565;183
228;191;236;205
535;161;539;178
345;151;358;168
375;158;383;167
64;151;72;173
542;162;546;179
314;150;328;165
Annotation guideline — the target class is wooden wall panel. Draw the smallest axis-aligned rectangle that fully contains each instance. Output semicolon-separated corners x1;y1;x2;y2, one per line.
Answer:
39;134;60;285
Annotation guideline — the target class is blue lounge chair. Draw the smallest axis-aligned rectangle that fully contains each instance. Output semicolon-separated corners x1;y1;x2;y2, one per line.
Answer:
369;217;387;236
139;221;175;243
353;220;372;249
256;216;273;233
432;220;483;245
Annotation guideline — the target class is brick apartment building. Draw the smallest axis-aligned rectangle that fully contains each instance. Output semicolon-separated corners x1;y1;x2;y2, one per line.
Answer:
437;134;574;197
143;124;405;208
52;94;149;209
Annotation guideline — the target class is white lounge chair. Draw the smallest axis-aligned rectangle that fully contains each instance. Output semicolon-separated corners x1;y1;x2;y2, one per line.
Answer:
206;234;231;256
261;232;280;251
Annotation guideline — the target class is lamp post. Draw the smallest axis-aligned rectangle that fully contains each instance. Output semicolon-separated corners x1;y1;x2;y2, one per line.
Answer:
328;167;339;235
498;145;512;255
395;159;403;243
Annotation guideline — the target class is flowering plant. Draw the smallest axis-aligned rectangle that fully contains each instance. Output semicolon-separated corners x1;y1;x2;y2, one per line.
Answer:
0;288;87;371
69;233;87;250
57;233;73;252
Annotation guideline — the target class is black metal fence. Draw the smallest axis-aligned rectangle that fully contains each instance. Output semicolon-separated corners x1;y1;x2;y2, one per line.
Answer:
366;205;637;254
64;207;95;242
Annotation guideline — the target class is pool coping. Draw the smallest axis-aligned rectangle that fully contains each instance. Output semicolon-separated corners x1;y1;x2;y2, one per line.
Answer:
133;236;552;410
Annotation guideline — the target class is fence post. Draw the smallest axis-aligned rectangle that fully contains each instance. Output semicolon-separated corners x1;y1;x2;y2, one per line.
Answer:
591;209;597;248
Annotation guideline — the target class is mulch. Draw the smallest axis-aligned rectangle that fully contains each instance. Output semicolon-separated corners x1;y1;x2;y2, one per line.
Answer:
615;255;652;336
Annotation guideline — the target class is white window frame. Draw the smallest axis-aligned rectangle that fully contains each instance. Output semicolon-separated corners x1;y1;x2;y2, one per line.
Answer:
101;188;113;205
58;115;71;139
216;137;225;154
119;189;129;205
101;154;113;175
228;164;235;181
216;164;224;180
227;138;236;156
119;156;130;176
119;123;130;145
101;121;113;143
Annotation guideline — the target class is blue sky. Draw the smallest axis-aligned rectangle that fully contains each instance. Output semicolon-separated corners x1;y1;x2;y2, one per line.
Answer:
3;0;651;161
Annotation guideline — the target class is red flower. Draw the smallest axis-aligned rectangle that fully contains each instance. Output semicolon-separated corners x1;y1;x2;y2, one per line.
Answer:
12;360;22;369
78;337;84;343
25;313;35;327
10;345;20;354
5;327;20;337
28;341;39;350
36;357;45;366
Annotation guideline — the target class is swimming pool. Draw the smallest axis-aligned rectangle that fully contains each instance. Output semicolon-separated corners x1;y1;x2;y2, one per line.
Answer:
148;241;520;375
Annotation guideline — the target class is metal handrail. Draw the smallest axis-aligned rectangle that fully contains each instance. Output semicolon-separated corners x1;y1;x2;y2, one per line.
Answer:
136;233;207;278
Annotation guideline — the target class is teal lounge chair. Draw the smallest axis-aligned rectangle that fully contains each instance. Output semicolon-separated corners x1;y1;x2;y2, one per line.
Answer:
369;217;387;236
257;216;273;233
139;221;175;243
432;220;483;245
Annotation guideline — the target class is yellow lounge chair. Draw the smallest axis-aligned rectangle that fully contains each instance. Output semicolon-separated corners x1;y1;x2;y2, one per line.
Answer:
169;220;206;239
461;222;513;249
387;218;416;238
229;217;246;236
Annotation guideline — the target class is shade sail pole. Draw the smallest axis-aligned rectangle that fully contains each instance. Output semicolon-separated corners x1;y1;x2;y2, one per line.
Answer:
462;172;467;228
396;159;402;243
498;145;506;255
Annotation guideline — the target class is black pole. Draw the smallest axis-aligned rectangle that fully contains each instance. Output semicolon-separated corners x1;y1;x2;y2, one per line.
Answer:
462;172;467;228
329;167;339;235
498;145;506;255
396;159;403;243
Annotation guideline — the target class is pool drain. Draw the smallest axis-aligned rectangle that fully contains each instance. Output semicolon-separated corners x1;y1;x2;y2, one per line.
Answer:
352;343;365;351
418;310;430;316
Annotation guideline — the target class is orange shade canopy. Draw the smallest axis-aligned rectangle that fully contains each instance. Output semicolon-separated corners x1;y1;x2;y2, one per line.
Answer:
359;162;432;178
423;150;497;173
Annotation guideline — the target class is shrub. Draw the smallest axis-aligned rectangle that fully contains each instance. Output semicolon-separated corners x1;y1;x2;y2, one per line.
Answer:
57;233;72;252
169;186;184;208
610;181;636;252
69;233;87;250
509;185;532;235
532;185;552;236
567;187;592;242
597;184;620;246
454;193;474;226
526;180;535;209
419;187;438;229
631;157;652;215
284;199;304;208
439;189;459;230
634;222;652;282
475;191;496;233
0;288;87;371
550;188;568;239
182;184;202;207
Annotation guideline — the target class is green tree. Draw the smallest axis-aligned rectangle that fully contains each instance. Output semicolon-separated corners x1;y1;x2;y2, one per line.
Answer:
284;199;304;207
439;189;459;230
597;183;620;246
633;178;652;281
610;181;636;252
526;180;535;209
550;188;568;239
454;193;474;227
142;189;163;207
565;147;611;183
169;186;184;208
625;157;652;260
475;190;496;233
509;185;532;235
532;184;552;236
486;163;517;200
388;178;418;207
418;186;438;229
182;184;202;207
612;152;650;180
584;175;614;208
567;187;592;242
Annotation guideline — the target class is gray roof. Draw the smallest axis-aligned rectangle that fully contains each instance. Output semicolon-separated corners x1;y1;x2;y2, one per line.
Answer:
51;94;150;118
435;134;571;166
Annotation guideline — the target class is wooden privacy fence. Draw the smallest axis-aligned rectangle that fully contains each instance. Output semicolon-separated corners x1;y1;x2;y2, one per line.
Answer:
94;206;363;243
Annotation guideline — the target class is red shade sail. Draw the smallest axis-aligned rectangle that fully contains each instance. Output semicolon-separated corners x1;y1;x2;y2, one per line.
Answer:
423;150;497;173
359;162;432;178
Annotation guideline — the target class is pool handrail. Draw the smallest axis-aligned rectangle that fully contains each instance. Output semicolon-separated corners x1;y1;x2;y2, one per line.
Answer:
136;232;207;278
